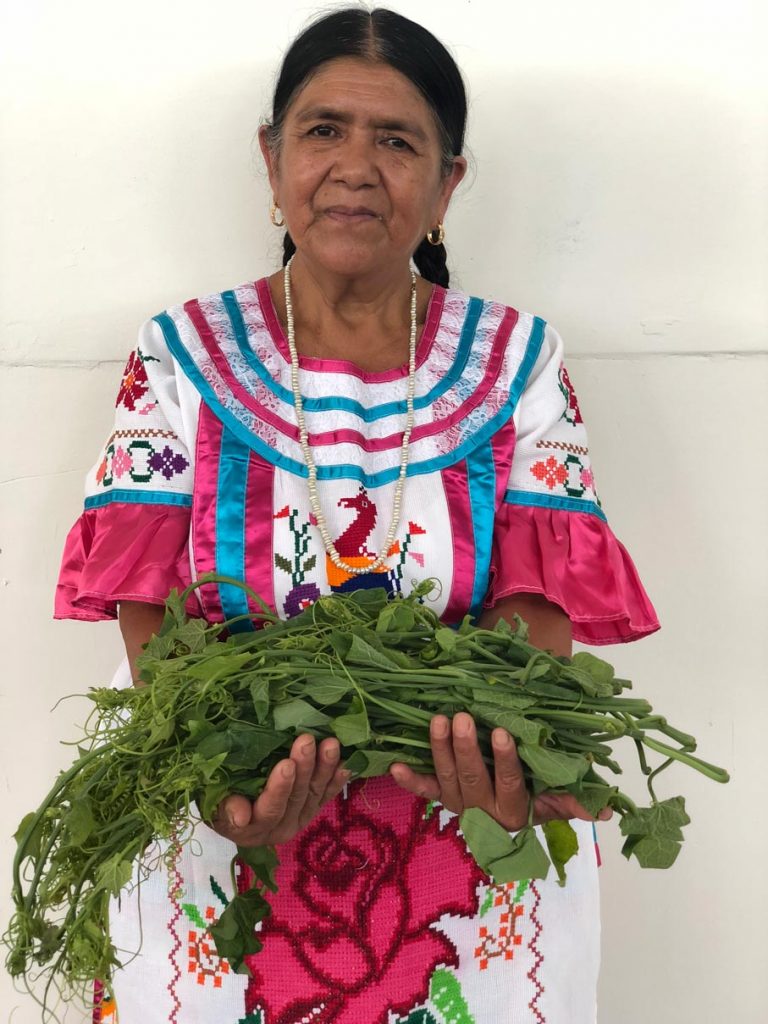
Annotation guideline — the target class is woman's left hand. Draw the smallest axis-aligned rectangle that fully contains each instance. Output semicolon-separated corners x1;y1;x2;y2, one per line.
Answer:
390;711;611;830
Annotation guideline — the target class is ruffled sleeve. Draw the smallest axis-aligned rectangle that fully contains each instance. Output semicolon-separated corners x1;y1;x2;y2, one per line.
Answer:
485;322;660;646
54;320;197;622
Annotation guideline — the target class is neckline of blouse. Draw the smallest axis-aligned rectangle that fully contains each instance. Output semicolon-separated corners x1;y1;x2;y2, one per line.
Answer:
254;276;445;384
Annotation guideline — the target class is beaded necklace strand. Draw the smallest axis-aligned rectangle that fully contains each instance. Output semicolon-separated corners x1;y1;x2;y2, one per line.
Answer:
283;256;417;576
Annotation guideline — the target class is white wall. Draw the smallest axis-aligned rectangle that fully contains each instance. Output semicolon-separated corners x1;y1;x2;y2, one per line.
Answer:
1;1;765;1020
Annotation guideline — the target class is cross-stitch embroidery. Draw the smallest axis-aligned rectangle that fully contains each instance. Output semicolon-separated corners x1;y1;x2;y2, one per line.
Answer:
115;347;159;411
474;881;528;971
95;438;189;488
557;363;583;427
273;506;322;617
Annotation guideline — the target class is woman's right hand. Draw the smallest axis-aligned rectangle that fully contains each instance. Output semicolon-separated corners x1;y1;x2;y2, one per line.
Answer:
208;735;349;847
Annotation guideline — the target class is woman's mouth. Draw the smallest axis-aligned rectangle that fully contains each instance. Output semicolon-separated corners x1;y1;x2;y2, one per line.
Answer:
324;206;382;224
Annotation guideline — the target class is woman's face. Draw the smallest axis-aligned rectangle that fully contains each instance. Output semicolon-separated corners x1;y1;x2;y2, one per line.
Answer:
259;57;467;280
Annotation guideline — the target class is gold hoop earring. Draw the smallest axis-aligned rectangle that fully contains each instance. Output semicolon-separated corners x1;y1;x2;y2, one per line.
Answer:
270;201;285;228
426;223;445;246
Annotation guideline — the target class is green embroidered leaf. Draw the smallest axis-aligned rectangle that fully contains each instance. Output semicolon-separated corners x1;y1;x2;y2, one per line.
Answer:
429;967;476;1024
478;885;496;917
399;1009;438;1024
182;903;207;930
209;875;229;909
302;554;317;573
542;819;579;886
274;554;293;573
517;743;590;787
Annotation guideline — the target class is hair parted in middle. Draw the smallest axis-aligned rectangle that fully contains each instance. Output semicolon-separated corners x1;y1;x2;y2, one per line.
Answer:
263;6;468;287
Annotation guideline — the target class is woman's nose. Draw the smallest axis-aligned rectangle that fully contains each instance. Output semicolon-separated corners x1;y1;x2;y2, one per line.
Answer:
330;134;380;188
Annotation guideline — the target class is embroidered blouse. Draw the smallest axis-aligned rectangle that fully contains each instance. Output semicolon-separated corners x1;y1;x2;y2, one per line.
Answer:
55;278;658;1024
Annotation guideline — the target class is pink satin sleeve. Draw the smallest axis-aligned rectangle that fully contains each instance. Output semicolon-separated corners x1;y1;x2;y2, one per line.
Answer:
54;503;196;621
484;505;660;645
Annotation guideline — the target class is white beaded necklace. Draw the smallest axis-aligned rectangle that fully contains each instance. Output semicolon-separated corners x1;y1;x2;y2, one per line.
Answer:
283;256;418;576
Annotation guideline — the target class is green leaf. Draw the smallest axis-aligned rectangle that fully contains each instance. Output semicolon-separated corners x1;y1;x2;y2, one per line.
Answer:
478;886;496;917
64;797;96;847
434;627;458;653
209;887;272;973
307;676;352;705
343;748;425;778
272;698;332;732
566;784;617;818
274;553;293;573
619;796;690;841
542;819;579;886
14;811;44;862
621;833;682;869
303;554;317;573
172;618;210;654
236;844;280;893
429;967;476;1024
139;631;176;661
472;705;548;745
94;854;134;897
376;601;416;633
517;744;590;787
185;652;254;681
399;1009;438;1024
473;688;538;711
344;633;403;671
248;674;270;724
565;651;616;696
459;807;550;882
332;696;371;745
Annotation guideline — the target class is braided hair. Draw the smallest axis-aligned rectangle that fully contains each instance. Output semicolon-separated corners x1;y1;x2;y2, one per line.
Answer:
266;7;466;288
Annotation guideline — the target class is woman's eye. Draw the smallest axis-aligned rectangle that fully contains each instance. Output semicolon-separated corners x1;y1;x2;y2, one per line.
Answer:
308;124;337;138
383;136;412;151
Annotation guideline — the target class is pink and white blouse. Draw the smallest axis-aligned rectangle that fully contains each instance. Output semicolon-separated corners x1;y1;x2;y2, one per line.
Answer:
56;278;658;1024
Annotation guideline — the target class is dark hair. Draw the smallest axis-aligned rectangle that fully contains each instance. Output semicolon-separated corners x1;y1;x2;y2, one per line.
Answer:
265;6;467;287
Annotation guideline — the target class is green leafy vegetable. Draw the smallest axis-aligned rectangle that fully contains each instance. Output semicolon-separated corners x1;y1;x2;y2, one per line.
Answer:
4;575;729;1017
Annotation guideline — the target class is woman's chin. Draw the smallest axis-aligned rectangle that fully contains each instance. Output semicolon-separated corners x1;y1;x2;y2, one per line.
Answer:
298;239;405;280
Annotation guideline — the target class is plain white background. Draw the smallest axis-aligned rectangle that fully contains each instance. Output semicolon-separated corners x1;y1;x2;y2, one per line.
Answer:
1;1;766;1020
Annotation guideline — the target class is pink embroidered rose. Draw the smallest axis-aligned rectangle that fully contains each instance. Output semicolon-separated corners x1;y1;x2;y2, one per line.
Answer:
580;466;594;490
243;778;484;1024
115;350;149;411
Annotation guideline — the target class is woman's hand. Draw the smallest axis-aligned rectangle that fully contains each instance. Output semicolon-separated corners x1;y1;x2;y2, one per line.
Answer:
390;712;612;830
209;735;349;847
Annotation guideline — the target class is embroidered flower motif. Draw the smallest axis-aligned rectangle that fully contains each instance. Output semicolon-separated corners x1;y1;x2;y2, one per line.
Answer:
558;364;584;426
148;445;189;481
580;466;594;491
243;778;483;1024
408;521;427;536
274;506;291;519
111;445;133;480
530;456;568;491
115;350;149;411
409;552;426;567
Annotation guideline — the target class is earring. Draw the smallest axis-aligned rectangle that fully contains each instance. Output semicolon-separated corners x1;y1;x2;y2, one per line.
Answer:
270;201;286;228
426;223;445;246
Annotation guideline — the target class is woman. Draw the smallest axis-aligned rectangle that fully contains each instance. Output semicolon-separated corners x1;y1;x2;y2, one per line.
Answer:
56;7;659;1024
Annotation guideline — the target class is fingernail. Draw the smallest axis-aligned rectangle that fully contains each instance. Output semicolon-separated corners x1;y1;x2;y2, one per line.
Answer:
454;714;471;737
494;729;512;748
339;769;352;781
431;717;449;739
281;762;295;779
302;738;315;754
324;742;340;762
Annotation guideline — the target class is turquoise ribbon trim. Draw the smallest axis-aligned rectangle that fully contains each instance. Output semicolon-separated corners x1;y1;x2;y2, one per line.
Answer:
466;442;497;619
222;290;484;420
504;488;608;523
156;312;546;485
215;428;253;632
84;490;192;510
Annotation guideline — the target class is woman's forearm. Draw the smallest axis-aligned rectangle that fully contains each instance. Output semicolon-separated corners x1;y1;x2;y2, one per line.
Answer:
477;592;573;658
118;600;166;683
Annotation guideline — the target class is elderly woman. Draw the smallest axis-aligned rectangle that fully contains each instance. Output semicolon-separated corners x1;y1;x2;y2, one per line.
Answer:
56;7;658;1024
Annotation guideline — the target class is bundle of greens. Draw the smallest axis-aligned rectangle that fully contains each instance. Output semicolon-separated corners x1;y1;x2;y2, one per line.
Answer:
5;576;728;1013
